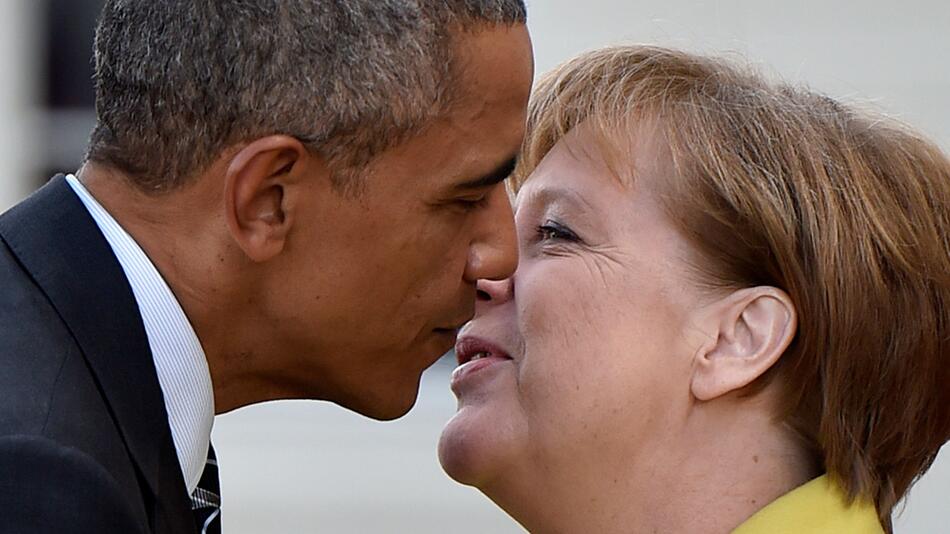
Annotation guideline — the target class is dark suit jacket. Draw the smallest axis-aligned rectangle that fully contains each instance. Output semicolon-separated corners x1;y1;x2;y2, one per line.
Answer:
0;176;197;533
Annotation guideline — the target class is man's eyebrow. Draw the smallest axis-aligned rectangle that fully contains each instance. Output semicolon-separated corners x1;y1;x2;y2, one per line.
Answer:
453;156;518;191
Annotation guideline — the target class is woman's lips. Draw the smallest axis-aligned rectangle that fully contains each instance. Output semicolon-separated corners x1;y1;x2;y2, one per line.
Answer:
451;335;513;393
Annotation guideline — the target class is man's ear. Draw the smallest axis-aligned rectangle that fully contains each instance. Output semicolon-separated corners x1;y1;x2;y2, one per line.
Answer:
224;135;310;263
690;287;797;401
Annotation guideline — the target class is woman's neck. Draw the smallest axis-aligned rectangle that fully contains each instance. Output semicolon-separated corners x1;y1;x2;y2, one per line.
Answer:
498;403;819;534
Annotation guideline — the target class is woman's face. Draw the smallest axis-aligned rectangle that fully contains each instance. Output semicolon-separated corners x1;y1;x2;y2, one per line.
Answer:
438;126;712;500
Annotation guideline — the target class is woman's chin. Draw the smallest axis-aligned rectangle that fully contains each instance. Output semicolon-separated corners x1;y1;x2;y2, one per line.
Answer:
438;404;520;488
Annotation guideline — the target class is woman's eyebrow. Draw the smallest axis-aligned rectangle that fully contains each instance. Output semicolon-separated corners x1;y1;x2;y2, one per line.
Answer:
529;185;595;213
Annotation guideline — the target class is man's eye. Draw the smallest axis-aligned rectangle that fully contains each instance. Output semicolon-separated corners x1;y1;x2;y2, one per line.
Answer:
456;195;488;210
537;221;579;242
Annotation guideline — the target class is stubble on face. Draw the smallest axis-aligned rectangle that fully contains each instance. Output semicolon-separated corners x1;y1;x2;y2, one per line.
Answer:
259;24;535;420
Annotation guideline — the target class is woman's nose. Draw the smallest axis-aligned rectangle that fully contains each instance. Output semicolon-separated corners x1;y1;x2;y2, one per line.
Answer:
476;277;514;306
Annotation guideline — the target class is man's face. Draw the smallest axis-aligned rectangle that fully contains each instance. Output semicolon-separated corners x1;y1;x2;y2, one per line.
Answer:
265;24;534;419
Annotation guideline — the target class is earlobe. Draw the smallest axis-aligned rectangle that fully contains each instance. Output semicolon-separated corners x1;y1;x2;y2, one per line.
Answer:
224;136;308;263
690;287;797;401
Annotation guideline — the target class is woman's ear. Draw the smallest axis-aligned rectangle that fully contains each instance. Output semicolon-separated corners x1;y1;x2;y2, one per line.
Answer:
223;135;310;263
690;286;797;401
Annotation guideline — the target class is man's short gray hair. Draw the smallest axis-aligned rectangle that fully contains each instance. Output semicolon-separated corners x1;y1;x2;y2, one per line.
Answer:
86;0;527;192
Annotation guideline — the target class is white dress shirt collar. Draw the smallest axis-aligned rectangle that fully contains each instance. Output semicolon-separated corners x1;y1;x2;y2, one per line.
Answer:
65;174;214;494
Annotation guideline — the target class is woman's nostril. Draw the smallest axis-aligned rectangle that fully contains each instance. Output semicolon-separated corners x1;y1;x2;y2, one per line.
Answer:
476;289;492;301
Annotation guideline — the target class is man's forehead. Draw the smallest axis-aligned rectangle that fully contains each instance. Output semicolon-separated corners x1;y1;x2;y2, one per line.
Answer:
449;24;534;108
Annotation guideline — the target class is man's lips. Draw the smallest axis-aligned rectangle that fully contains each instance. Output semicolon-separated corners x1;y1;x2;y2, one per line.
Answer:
435;312;476;335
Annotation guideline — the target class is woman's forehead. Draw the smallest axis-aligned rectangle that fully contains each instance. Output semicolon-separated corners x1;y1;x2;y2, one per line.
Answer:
513;119;670;203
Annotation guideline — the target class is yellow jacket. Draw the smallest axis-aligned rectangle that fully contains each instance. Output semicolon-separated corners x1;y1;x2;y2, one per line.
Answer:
732;475;885;534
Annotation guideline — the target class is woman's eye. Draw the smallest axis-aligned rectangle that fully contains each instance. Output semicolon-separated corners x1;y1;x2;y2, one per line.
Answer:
537;221;579;242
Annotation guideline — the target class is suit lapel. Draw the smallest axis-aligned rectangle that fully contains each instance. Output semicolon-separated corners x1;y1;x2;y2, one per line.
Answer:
0;175;195;532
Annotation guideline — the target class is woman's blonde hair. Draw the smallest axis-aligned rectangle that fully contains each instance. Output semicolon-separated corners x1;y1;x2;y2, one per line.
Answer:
514;45;950;531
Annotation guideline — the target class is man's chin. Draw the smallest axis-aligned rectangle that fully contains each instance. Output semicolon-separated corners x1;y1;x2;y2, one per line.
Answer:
359;397;418;421
337;379;423;421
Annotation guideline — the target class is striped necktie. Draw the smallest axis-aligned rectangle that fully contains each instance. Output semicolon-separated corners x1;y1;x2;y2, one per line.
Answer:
191;444;221;534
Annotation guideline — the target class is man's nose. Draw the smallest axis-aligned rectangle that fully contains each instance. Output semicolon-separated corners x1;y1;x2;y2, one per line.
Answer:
463;184;518;284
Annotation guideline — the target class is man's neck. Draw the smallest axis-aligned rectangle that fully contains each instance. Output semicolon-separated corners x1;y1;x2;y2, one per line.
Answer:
76;163;272;413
